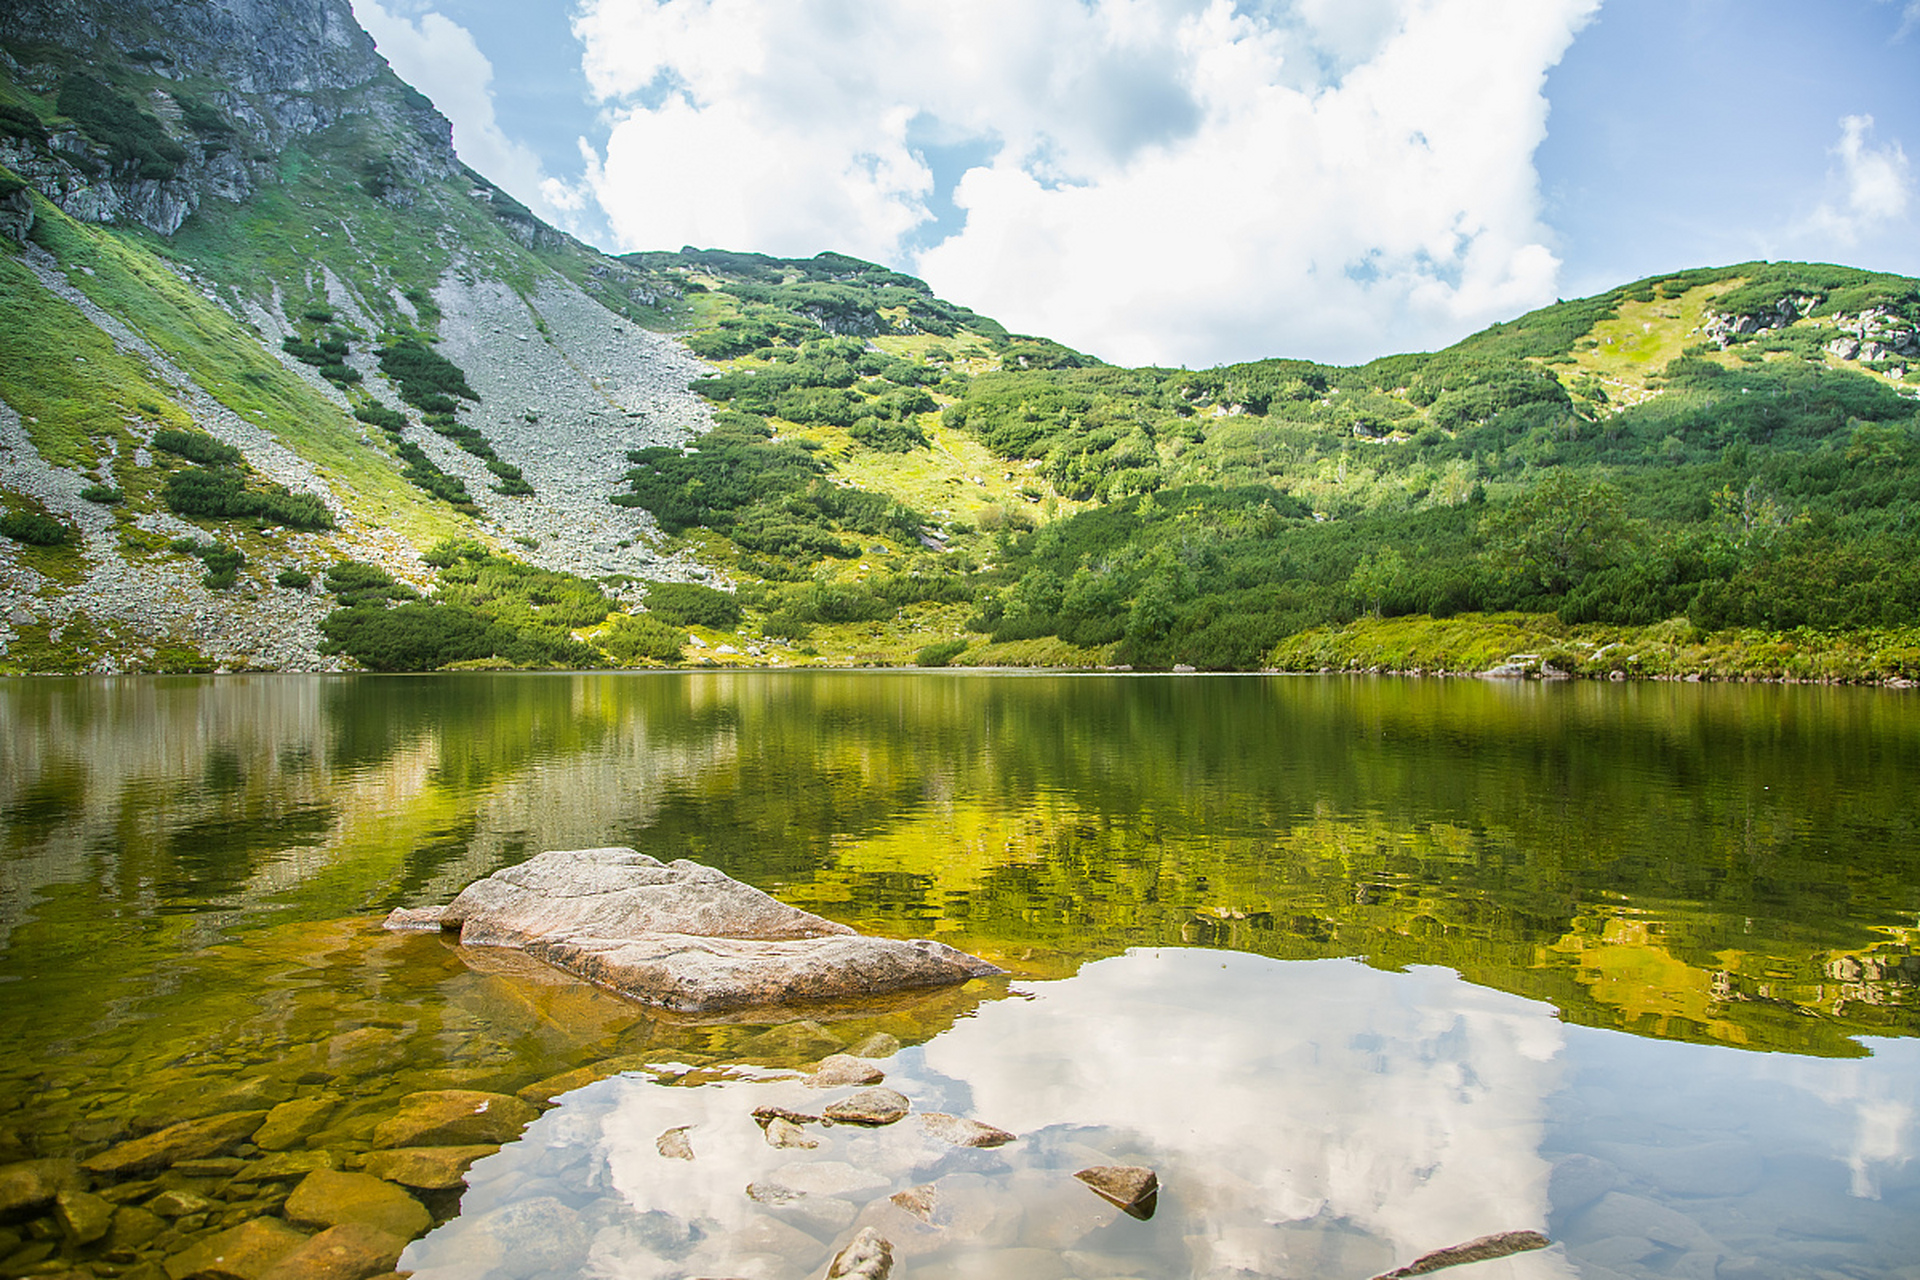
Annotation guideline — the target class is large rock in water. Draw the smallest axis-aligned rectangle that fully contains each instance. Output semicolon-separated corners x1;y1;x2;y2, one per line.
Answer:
385;848;1001;1012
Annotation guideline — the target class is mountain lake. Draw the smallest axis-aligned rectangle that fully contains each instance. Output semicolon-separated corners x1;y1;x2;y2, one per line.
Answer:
0;672;1915;1280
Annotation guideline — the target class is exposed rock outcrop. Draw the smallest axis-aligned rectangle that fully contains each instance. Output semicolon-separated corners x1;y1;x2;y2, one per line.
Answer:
1702;294;1818;347
385;848;1002;1012
0;0;455;236
1824;307;1919;369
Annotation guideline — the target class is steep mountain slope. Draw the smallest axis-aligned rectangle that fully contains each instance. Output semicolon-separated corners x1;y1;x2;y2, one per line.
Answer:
0;0;715;672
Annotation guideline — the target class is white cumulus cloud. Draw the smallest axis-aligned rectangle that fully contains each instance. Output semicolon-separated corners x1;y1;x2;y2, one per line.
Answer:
352;0;585;235
571;0;1600;366
1806;114;1914;246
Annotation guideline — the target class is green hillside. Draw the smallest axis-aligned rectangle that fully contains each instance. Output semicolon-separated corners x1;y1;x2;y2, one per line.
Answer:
591;251;1920;675
2;4;1917;677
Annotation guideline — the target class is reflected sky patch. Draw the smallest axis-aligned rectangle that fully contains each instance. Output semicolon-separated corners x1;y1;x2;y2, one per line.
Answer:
401;947;1919;1279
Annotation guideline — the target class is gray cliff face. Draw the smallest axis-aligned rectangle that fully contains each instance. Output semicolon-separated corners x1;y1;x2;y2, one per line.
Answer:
2;0;386;102
0;0;456;235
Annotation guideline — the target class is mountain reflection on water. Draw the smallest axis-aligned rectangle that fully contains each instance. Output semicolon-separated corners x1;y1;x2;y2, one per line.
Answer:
3;672;1915;1059
402;949;1920;1280
1;672;1917;1277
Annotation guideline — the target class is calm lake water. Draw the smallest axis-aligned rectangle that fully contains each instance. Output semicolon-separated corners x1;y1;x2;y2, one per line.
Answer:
1;673;1916;1279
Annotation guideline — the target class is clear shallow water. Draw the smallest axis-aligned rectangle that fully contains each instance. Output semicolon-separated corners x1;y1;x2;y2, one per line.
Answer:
0;672;1916;1278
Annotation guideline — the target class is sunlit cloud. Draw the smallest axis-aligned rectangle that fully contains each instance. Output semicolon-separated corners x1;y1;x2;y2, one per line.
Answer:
569;0;1600;366
352;0;587;235
1806;114;1913;245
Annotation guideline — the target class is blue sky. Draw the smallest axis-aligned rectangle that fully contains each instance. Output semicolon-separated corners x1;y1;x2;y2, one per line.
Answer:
352;0;1919;368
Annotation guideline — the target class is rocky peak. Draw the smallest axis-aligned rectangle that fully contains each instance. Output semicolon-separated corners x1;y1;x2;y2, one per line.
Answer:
0;0;457;236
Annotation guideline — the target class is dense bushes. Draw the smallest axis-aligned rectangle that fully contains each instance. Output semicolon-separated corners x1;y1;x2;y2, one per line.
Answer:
282;328;359;387
628;249;1920;666
151;429;241;467
641;581;743;629
352;400;480;511
600;613;686;664
317;549;609;671
319;601;503;671
151;431;332;536
169;537;244;588
375;340;478;409
0;509;70;545
613;409;921;565
161;468;333;529
55;74;184;179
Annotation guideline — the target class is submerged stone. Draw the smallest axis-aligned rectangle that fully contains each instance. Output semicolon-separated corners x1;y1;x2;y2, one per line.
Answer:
384;848;1000;1012
889;1185;937;1223
147;1189;219;1218
258;1221;408;1280
824;1088;910;1127
253;1097;337;1152
919;1112;1015;1148
370;1090;538;1149
0;1158;82;1217
415;1195;589;1275
656;1126;694;1160
54;1188;114;1244
83;1111;268;1178
764;1117;819;1149
106;1203;166;1251
356;1145;496;1191
232;1150;336;1184
741;1019;845;1062
161;1216;308;1280
284;1169;430;1240
845;1031;903;1059
514;1054;653;1105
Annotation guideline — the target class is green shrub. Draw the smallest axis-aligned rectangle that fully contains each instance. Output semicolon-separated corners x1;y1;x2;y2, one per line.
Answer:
198;543;244;589
322;560;418;607
0;100;49;144
0;510;70;545
375;340;479;408
849;417;929;452
319;601;504;671
353;401;410;433
599;613;686;664
55;74;186;179
80;484;123;504
151;429;242;467
161;468;333;529
641;581;743;630
915;639;968;667
275;567;312;589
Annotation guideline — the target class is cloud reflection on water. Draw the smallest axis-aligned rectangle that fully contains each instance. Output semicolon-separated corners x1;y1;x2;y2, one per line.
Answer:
405;949;1580;1279
402;947;1920;1279
919;951;1573;1277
